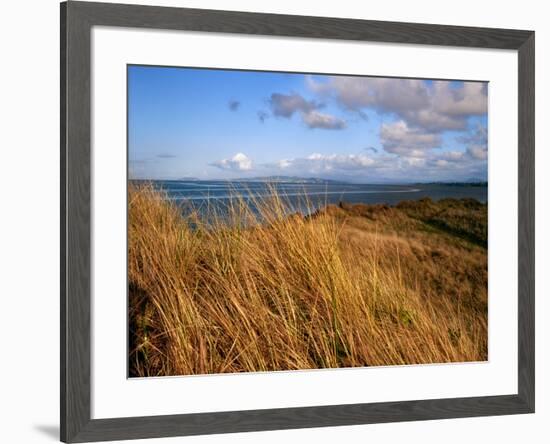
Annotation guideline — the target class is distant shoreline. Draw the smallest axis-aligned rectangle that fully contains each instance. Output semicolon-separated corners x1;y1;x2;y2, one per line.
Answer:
130;178;488;187
129;180;488;209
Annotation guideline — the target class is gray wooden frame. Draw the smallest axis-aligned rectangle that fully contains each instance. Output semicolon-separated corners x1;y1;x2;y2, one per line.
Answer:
61;1;535;442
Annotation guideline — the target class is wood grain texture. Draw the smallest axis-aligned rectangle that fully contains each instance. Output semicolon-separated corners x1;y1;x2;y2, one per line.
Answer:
60;1;535;442
517;34;535;411
60;3;67;440
74;1;532;49
61;2;92;441
70;395;531;443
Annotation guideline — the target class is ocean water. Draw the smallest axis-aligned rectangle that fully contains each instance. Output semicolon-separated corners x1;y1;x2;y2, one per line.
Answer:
136;180;487;216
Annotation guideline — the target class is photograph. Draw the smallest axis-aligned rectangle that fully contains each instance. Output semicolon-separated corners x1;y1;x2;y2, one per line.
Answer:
127;65;489;377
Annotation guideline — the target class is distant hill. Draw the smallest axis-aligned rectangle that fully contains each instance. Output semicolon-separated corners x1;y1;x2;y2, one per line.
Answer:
175;177;200;181
139;176;348;184
415;181;488;187
226;176;349;184
138;177;488;186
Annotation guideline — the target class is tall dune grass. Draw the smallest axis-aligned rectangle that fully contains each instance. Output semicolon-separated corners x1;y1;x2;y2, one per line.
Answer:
128;183;487;377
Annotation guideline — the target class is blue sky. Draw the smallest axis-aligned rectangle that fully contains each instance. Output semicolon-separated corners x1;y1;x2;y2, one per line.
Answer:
128;66;488;183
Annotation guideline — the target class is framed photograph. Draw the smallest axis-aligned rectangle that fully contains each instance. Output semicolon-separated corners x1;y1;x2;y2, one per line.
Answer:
61;1;534;442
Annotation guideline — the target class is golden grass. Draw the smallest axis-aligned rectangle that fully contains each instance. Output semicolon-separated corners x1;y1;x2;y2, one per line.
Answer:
128;183;487;377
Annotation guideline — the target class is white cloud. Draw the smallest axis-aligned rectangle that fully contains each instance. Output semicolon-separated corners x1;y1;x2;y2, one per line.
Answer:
308;77;429;112
458;123;488;145
458;123;488;160
432;81;487;116
308;76;487;133
400;156;425;167
268;92;346;130
262;148;486;183
265;153;377;176
441;151;466;162
380;120;441;156
302;111;346;130
467;145;488;160
269;93;318;118
403;109;467;131
210;152;253;171
274;159;291;168
304;153;376;170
